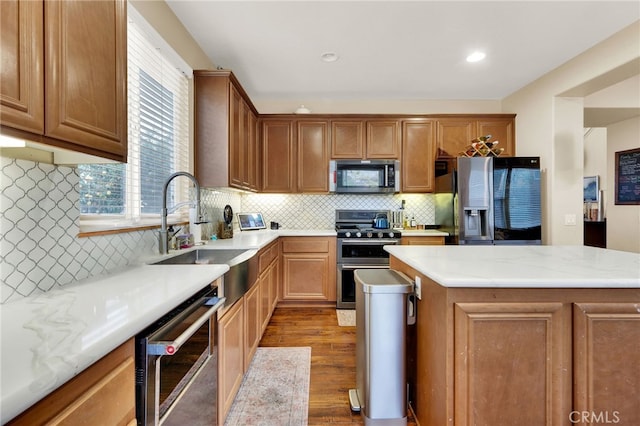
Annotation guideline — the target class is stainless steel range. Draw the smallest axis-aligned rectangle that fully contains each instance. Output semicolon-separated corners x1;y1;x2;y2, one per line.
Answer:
335;210;402;309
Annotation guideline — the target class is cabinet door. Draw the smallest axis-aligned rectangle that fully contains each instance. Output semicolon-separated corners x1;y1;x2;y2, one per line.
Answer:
402;120;436;192
7;340;135;425
366;120;400;159
243;283;260;371
0;0;44;134
573;303;640;425
331;120;364;158
45;0;127;160
262;119;295;192
477;117;515;157
260;267;272;332
436;118;476;158
247;109;260;191
297;120;329;192
218;300;244;425
454;302;569;426
282;253;332;301
229;86;245;188
269;257;279;311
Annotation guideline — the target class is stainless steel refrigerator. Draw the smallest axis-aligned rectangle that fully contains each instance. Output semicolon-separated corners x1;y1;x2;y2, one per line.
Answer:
435;156;542;245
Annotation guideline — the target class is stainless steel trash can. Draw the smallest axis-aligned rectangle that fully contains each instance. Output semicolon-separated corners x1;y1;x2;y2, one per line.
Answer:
349;269;414;426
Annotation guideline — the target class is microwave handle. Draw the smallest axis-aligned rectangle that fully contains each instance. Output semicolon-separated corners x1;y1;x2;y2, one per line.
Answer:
329;160;336;192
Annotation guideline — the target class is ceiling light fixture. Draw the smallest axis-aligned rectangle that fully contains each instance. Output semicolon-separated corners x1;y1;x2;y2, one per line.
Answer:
295;105;311;114
320;52;339;63
466;51;486;63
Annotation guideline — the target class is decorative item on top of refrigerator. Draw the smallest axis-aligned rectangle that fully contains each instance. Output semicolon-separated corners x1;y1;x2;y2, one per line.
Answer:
435;156;542;245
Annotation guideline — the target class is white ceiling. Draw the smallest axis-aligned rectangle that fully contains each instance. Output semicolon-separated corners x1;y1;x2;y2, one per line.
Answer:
166;1;639;106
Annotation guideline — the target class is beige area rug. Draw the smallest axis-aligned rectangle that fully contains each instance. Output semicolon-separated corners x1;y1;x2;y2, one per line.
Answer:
225;347;311;426
336;309;356;327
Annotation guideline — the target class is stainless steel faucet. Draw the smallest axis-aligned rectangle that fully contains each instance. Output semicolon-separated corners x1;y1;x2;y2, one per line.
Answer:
159;171;202;255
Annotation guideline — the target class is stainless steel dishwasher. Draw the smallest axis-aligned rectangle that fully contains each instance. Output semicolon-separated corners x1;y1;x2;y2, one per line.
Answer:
135;282;225;425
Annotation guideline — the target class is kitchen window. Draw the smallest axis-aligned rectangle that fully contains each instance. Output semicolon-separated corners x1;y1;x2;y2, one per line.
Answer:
79;5;191;232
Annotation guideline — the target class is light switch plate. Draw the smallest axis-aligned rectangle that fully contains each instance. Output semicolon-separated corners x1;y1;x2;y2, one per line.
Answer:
564;214;577;226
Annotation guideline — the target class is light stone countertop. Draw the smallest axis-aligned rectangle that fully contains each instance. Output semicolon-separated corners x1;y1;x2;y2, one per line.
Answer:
0;228;336;423
395;229;449;237
385;245;640;288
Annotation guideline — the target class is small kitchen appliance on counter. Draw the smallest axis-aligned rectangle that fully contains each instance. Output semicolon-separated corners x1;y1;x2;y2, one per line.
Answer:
217;204;234;239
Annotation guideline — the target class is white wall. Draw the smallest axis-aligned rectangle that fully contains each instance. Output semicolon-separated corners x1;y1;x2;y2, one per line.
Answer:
503;21;640;246
606;117;640;252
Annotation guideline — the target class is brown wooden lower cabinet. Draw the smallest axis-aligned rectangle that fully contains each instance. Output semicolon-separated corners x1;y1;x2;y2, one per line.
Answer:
454;302;568;425
8;339;135;426
217;298;244;425
218;240;280;425
280;236;336;304
573;303;640;425
400;235;445;245
390;256;640;426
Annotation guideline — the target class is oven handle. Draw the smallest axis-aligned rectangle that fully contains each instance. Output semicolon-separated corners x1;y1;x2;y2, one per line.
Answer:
339;239;400;245
147;296;226;356
339;264;389;270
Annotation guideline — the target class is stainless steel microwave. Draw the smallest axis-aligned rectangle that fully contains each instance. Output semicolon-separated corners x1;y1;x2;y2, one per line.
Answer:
329;159;400;193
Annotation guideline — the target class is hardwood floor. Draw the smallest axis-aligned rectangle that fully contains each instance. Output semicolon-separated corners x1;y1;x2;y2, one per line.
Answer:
259;307;417;425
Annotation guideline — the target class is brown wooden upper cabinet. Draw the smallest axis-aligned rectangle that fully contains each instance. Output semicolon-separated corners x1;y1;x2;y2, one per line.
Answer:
0;0;127;162
194;70;260;191
402;119;436;193
436;115;515;158
261;118;330;193
297;120;329;193
261;119;295;193
331;119;400;159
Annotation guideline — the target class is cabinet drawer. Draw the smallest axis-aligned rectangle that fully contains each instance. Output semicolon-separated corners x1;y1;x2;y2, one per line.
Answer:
258;242;277;273
282;238;330;253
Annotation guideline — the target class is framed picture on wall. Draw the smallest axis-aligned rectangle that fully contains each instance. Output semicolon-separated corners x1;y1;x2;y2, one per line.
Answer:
615;147;640;205
583;176;599;202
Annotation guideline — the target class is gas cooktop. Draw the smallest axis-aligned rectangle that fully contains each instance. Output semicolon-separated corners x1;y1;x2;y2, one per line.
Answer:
335;210;401;239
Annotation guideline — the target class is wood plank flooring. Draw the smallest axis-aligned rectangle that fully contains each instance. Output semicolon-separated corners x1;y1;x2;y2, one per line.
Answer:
259;307;417;425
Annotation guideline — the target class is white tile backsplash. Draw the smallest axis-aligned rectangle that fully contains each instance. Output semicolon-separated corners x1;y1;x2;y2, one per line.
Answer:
1;156;435;304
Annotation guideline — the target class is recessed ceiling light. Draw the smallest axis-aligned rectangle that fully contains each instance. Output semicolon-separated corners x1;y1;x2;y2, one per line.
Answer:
466;51;486;63
320;52;339;63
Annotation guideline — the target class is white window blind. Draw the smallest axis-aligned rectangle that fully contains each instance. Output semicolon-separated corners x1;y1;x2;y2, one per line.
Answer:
79;9;191;224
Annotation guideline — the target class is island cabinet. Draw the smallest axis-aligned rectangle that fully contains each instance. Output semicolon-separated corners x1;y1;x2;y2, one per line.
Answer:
390;256;640;426
401;119;437;193
8;339;135;425
330;119;400;159
0;0;127;162
194;70;260;192
280;236;337;304
436;115;515;159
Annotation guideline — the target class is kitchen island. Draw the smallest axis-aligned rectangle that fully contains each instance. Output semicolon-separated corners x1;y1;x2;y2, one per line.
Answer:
386;245;640;426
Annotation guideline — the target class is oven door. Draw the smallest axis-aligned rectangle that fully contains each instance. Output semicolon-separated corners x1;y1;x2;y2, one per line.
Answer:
337;264;389;309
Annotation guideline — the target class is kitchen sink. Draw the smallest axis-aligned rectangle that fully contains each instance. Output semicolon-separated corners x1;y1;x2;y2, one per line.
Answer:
151;249;249;265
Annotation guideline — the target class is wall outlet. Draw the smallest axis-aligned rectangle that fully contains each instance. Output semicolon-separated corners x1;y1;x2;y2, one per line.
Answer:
564;214;577;226
414;276;422;300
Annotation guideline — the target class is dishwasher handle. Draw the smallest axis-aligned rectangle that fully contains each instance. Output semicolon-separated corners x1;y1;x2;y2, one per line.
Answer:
147;296;226;356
